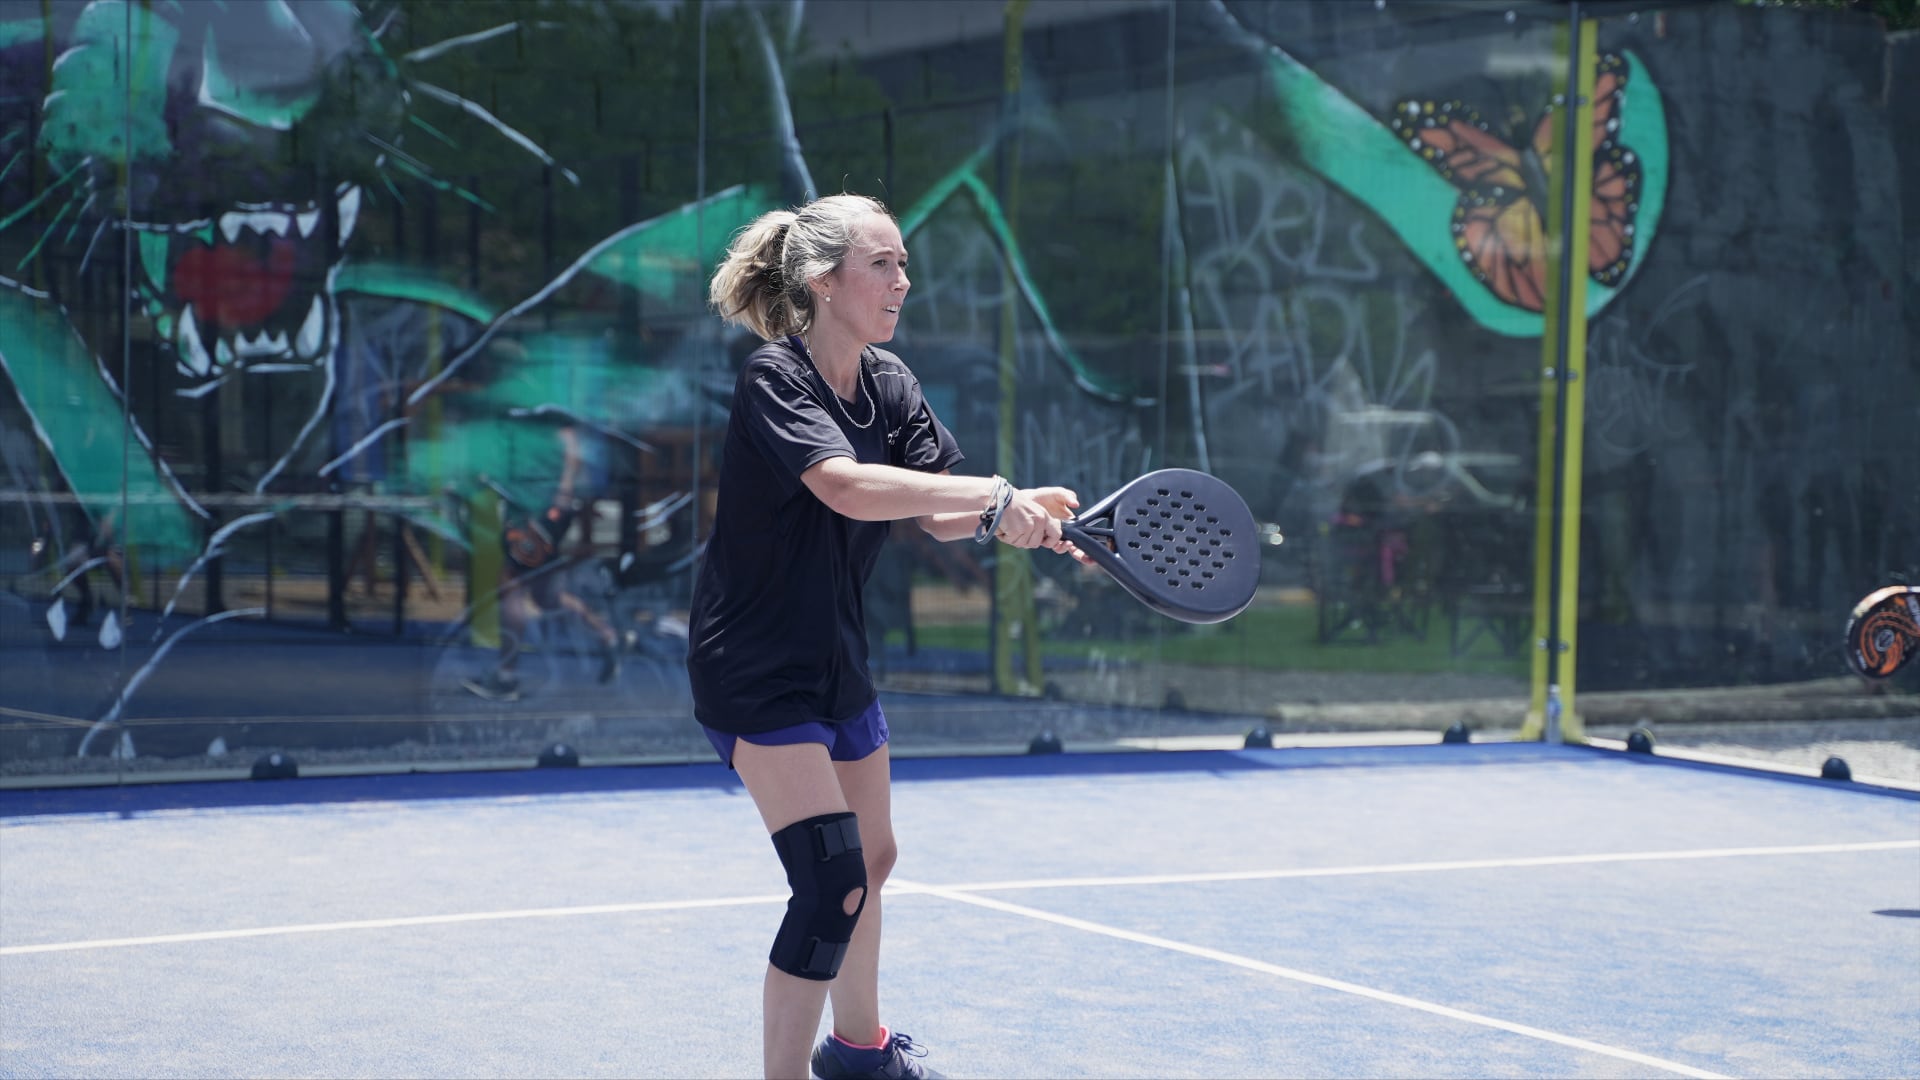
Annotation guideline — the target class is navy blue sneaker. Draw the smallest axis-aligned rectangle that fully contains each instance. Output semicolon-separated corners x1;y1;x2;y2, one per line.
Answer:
810;1029;937;1080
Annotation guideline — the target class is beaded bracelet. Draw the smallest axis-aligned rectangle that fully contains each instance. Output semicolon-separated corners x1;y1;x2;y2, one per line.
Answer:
974;476;1014;544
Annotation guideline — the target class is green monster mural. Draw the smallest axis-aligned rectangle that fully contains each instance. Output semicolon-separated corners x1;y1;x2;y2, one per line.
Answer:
0;1;765;554
0;0;778;748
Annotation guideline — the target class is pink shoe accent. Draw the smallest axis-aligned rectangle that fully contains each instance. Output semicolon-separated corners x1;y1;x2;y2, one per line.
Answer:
832;1026;890;1052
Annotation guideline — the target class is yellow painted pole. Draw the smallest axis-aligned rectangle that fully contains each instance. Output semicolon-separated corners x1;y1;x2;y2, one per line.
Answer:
993;0;1041;695
1521;18;1598;743
426;306;446;579
468;490;502;649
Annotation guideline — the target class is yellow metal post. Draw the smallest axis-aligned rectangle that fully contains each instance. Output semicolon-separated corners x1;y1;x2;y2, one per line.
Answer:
468;491;502;650
1522;19;1599;743
425;307;447;580
993;0;1042;695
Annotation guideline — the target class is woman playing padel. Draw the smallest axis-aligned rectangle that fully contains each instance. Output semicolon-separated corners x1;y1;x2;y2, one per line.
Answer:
692;193;1080;1080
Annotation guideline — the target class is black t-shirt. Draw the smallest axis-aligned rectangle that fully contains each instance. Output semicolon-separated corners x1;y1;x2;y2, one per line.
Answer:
687;337;965;734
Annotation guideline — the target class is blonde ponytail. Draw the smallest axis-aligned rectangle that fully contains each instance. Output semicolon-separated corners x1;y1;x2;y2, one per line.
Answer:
708;194;895;341
709;210;801;341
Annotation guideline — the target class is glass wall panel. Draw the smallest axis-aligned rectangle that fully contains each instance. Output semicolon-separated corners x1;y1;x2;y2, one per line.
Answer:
1145;2;1556;745
772;0;1563;754
1575;2;1919;783
3;0;146;779
26;0;1899;783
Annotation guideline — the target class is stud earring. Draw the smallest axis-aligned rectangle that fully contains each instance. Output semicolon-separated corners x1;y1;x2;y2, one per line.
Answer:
825;295;832;303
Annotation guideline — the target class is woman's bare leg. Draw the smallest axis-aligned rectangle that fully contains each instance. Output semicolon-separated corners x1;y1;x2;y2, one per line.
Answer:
825;743;898;1047
731;740;859;1079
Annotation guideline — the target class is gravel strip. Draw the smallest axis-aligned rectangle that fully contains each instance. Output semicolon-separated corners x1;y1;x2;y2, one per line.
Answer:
1585;717;1920;785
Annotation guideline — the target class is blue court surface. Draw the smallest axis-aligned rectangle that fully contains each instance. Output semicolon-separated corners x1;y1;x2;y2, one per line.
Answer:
4;743;1917;1079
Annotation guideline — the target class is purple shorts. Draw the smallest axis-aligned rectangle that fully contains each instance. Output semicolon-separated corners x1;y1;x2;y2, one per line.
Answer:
702;699;890;769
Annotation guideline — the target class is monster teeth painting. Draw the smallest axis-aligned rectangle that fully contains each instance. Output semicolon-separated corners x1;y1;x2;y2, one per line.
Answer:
82;209;356;373
199;189;355;245
295;295;325;357
233;329;290;358
175;304;209;376
141;185;364;376
217;210;298;242
336;185;361;245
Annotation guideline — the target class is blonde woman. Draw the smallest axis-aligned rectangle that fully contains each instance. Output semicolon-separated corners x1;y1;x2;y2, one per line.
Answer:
691;194;1079;1079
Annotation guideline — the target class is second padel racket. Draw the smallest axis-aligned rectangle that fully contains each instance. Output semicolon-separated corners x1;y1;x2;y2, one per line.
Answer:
1844;584;1919;679
1062;468;1261;624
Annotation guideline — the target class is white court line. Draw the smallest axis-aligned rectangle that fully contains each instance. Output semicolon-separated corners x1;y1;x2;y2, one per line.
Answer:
0;894;786;956
4;839;1912;957
895;878;1732;1080
917;839;1920;894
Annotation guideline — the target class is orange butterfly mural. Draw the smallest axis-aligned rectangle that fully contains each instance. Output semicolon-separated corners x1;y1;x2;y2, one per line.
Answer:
1389;53;1642;313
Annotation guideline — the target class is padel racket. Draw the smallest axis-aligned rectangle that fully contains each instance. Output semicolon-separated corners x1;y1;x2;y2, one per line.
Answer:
1843;584;1919;679
1062;468;1261;624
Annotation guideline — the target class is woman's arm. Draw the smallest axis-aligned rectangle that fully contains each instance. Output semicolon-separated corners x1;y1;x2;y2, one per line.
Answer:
917;510;987;544
916;479;1080;545
801;458;1075;549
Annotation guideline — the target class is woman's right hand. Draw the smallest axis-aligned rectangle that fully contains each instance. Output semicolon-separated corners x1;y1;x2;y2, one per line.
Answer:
994;486;1076;549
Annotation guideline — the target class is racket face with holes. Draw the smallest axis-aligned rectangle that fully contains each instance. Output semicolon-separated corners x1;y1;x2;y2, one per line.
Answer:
1062;468;1261;624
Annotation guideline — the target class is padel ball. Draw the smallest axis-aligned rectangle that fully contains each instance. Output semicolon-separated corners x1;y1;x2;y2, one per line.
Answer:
1441;721;1472;744
1244;726;1274;749
251;752;298;780
1820;756;1852;781
1626;728;1655;754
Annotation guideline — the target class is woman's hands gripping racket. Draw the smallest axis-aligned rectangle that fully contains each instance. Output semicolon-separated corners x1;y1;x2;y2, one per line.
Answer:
992;486;1080;550
1059;469;1261;624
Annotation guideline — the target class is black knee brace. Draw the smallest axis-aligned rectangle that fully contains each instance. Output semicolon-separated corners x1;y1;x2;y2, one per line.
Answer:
768;811;868;981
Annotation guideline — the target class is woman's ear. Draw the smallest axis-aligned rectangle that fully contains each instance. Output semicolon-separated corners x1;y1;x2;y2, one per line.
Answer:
805;270;834;306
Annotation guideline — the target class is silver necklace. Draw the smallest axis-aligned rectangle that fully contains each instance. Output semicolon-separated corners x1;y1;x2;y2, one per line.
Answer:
794;335;877;430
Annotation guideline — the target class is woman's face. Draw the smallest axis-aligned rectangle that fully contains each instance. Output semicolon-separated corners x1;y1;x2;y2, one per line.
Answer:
816;213;910;345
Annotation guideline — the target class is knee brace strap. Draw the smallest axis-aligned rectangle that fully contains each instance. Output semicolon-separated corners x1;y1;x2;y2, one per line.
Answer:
768;812;867;981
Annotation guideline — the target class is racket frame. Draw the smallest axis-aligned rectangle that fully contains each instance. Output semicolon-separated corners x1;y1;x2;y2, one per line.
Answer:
1061;468;1260;625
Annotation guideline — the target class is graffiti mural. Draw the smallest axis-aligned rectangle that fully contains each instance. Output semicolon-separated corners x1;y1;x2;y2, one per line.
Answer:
0;0;774;761
1196;0;1668;338
2;0;1913;775
1387;51;1645;315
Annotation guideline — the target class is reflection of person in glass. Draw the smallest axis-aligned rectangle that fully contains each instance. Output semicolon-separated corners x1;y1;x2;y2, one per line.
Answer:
462;426;619;702
691;195;1081;1080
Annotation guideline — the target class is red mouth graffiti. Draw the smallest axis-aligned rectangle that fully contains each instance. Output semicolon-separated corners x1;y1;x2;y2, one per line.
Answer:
173;238;298;328
127;185;360;379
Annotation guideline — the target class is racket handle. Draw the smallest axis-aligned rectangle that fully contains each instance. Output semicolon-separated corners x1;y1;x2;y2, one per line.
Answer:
1065;520;1114;543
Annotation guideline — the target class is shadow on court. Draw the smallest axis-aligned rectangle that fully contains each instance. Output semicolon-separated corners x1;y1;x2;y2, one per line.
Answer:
4;743;1917;1078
